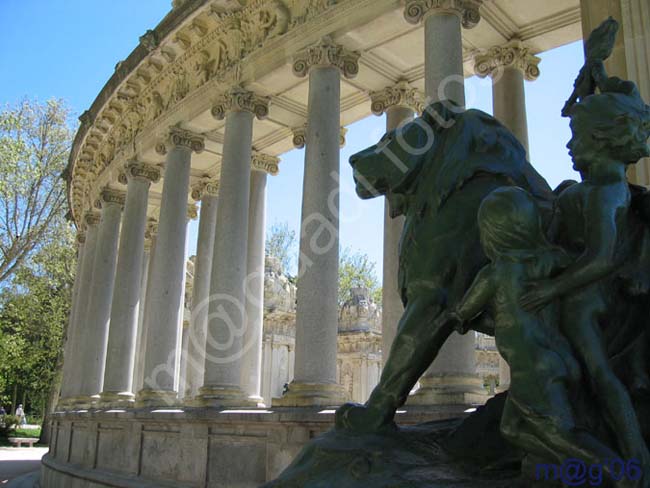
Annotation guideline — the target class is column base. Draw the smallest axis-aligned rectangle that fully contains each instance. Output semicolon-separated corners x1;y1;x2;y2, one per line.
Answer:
272;382;347;407
135;389;179;408
64;395;98;409
197;386;258;408
407;374;488;406
98;391;135;408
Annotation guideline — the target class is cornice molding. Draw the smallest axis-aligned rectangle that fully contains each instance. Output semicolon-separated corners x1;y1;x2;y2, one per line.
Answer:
370;80;424;115
292;36;360;79
211;86;271;120
403;0;482;29
474;40;541;81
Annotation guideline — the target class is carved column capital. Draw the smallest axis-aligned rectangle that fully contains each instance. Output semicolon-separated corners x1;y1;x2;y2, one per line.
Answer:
211;87;270;121
292;36;360;79
76;231;87;245
84;211;101;227
370;80;425;115
474;40;541;81
95;188;126;209
291;125;347;149
145;219;158;241
187;203;199;221
252;152;280;175
122;161;162;184
155;128;205;155
191;178;220;201
403;0;482;29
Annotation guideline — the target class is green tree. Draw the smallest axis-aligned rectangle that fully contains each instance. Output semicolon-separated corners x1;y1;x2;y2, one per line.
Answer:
338;247;382;306
265;221;297;276
0;98;73;284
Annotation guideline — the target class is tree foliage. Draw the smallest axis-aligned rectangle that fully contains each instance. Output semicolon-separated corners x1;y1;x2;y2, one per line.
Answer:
338;247;382;306
0;99;73;284
265;221;298;276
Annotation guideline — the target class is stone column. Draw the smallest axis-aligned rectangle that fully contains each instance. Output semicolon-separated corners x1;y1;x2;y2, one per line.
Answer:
241;153;280;406
274;38;359;407
59;231;87;405
178;205;197;396
133;220;157;393
404;0;485;406
100;163;160;406
580;0;650;185
137;128;204;407
198;88;270;407
62;212;101;404
183;180;220;400
404;0;481;105
474;40;541;154
370;81;423;366
77;189;125;405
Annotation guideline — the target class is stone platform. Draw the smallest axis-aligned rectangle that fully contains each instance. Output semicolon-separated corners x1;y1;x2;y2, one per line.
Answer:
41;405;469;488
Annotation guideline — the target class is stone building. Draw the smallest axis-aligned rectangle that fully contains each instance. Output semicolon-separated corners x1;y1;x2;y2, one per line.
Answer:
46;0;650;486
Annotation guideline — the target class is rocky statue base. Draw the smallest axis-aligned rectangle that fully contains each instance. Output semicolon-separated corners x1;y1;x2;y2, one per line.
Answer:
264;394;531;488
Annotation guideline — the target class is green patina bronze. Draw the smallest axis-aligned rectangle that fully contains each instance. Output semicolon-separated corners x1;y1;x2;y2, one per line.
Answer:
265;18;650;487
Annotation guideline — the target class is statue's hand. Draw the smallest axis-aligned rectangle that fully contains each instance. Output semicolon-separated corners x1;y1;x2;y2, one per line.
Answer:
520;280;559;311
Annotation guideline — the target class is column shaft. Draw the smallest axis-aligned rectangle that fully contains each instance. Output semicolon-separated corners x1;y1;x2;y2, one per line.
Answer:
493;67;529;153
59;240;86;403
276;66;345;406
185;194;218;399
381;106;412;364
241;170;267;404
134;236;155;393
138;146;193;406
200;110;254;406
101;176;152;404
77;201;123;403
425;13;465;105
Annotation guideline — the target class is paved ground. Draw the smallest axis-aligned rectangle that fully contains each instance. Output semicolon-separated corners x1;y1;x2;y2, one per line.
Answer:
0;447;47;486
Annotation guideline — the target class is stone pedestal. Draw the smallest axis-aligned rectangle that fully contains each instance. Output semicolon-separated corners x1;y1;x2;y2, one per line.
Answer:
137;129;203;408
199;88;269;407
77;190;125;406
101;163;159;407
274;38;359;407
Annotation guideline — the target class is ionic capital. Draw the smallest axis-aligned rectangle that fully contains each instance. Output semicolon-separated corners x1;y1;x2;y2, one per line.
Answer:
252;152;280;175
84;211;101;227
155;128;205;155
403;0;482;29
474;40;541;81
291;125;348;149
187;203;199;221
370;80;425;115
211;87;270;121
292;37;360;79
191;178;219;201
76;231;86;245
145;219;158;240
96;188;126;209
122;161;162;184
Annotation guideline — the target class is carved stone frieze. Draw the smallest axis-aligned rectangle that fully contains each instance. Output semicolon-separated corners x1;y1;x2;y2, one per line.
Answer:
370;80;425;115
403;0;482;29
191;178;220;201
211;87;271;120
474;40;541;81
252;152;281;175
292;36;360;79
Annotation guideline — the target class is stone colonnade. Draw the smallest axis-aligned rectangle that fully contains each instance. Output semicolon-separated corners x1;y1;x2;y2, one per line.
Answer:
59;0;543;409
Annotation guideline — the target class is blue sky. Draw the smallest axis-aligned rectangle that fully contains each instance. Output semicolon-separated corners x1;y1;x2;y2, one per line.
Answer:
0;1;582;279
